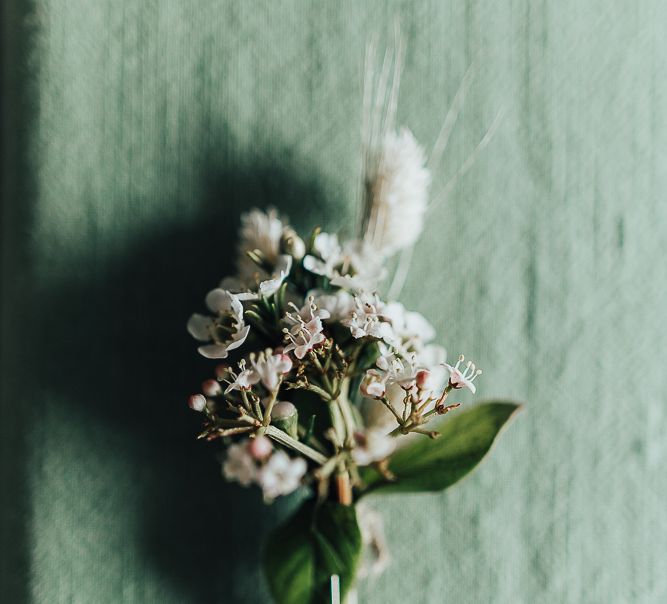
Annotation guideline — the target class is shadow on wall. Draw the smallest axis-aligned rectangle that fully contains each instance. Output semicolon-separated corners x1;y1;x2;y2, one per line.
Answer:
36;158;331;602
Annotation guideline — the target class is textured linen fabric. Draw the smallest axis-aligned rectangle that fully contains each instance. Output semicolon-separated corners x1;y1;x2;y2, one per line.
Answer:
2;1;667;603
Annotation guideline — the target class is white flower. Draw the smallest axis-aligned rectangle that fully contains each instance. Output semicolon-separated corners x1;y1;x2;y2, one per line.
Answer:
341;293;393;340
306;289;356;322
280;227;306;260
415;344;448;393
248;350;293;392
376;352;419;388
237;208;285;280
224;360;260;394
382;302;435;349
364;128;431;256
302;232;342;278
223;442;258;487
329;240;387;291
359;369;388;399
351;428;396;466
303;234;385;291
187;289;251;359
283;299;330;359
444;354;482;394
259;255;293;297
257;450;307;500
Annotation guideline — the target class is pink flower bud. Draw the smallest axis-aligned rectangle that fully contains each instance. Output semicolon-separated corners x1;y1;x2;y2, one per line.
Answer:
416;370;431;390
215;364;228;379
188;394;207;412
202;379;222;397
277;353;293;374
247;435;273;460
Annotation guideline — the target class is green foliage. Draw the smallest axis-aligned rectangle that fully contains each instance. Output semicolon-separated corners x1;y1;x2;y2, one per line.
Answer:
359;401;521;494
263;501;362;604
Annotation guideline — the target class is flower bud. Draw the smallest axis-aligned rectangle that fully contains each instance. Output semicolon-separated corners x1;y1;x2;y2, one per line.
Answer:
415;369;431;390
248;435;273;460
276;353;293;374
202;379;222;397
271;401;299;438
280;228;306;260
188;394;207;412
215;364;228;379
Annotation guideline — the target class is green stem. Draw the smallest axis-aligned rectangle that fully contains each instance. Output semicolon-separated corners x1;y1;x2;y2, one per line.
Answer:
262;382;281;427
335;379;357;447
265;425;328;465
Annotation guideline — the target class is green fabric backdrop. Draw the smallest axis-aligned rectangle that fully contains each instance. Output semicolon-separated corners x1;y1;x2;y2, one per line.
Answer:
2;1;666;602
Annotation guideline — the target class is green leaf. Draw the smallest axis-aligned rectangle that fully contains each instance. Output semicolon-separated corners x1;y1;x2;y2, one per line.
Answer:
262;501;362;604
360;401;522;494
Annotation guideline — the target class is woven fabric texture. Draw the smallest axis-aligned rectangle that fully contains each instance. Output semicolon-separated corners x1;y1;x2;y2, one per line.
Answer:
2;1;666;603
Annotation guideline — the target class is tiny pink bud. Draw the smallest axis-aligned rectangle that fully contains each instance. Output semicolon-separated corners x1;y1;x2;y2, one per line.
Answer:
202;379;222;397
247;435;273;460
215;364;228;379
416;370;431;390
188;394;207;412
277;353;293;374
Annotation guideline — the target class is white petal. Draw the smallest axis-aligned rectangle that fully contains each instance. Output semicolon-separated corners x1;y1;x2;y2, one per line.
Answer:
228;325;250;350
235;291;259;301
205;288;233;314
275;254;293;274
198;343;230;359
302;255;327;275
259;276;282;297
187;314;213;341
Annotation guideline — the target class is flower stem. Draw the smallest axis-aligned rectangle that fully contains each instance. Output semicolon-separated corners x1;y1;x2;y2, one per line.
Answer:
335;379;357;447
265;425;328;465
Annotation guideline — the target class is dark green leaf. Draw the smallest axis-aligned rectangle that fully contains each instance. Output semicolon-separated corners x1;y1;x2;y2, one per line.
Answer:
359;401;521;494
262;501;362;604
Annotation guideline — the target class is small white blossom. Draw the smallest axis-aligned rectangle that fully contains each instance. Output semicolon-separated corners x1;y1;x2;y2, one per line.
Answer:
257;450;307;500
302;232;342;278
329;241;387;291
223;441;258;486
342;293;392;340
382;302;436;350
304;234;385;291
360;369;388;399
224;360;260;394
351;428;396;466
376;352;419;388
444;354;482;394
306;289;356;322
187;289;250;359
259;255;292;297
236;208;285;281
248;350;293;392
283;299;330;359
280;227;306;260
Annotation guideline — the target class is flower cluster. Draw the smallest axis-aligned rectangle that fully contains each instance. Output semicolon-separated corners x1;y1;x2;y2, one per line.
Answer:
179;35;515;604
187;206;481;505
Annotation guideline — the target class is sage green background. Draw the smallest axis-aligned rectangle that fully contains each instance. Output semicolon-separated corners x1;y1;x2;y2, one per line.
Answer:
2;1;666;603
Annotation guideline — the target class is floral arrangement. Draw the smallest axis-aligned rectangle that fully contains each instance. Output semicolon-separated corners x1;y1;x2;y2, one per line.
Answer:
186;40;519;604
